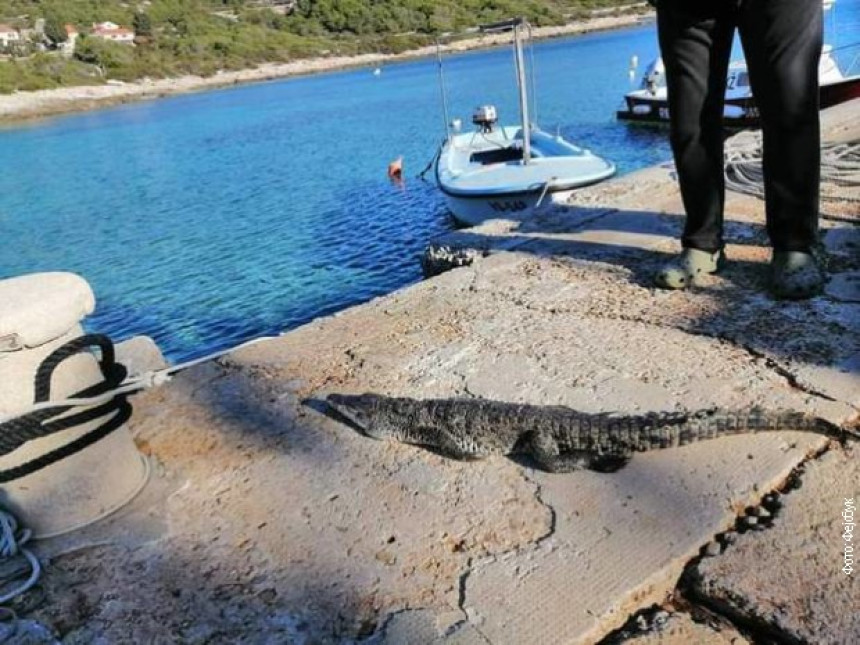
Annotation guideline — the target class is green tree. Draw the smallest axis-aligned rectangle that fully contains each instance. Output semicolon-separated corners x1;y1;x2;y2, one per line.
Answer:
133;12;153;38
74;37;134;77
44;16;68;45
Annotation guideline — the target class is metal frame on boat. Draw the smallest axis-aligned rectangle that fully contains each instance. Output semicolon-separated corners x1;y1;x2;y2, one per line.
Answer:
432;18;616;226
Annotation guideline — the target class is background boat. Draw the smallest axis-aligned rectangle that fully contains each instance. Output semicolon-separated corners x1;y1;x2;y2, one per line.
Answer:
618;0;860;128
617;44;860;128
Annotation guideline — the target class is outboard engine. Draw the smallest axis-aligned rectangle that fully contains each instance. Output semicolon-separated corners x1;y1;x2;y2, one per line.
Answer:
472;105;498;133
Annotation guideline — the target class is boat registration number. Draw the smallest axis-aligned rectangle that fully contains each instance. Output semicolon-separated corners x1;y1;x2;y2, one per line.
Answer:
490;200;528;213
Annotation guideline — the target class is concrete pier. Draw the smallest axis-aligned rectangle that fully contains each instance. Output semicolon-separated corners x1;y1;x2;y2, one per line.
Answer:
16;100;859;643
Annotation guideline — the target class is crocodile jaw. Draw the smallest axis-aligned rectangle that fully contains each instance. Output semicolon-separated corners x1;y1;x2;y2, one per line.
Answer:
326;393;374;432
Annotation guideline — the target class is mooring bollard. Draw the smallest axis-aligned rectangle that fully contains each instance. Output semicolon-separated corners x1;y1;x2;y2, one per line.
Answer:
0;272;148;538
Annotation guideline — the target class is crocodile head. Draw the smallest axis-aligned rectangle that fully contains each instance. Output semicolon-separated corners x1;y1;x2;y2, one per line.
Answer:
326;393;379;433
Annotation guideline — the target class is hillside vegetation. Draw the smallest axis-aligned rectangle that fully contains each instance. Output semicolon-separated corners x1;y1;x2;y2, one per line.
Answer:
0;0;635;93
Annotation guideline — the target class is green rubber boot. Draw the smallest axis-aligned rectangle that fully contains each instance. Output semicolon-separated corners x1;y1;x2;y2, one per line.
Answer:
655;248;725;289
771;251;824;300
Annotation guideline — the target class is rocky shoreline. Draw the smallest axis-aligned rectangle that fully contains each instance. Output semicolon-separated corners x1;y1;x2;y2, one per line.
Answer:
0;11;651;125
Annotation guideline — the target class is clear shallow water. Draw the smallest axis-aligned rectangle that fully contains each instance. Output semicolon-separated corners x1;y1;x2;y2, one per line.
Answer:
0;6;857;361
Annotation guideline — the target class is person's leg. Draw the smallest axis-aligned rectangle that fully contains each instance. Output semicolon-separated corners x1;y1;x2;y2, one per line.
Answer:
738;0;822;253
659;2;736;252
738;0;824;299
655;2;736;288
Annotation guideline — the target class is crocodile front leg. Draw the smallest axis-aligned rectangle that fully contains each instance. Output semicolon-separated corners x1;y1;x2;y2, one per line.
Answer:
400;426;486;460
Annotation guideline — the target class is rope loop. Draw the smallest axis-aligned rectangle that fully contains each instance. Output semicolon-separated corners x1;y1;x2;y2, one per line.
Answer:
0;334;131;483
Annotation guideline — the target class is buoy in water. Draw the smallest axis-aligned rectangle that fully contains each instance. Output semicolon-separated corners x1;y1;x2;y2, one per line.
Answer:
388;156;403;179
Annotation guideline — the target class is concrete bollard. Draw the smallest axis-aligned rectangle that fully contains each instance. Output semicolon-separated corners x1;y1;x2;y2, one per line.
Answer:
0;272;148;538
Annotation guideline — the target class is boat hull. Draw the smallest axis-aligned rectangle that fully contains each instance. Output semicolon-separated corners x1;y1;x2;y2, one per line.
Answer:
440;187;574;227
617;75;860;128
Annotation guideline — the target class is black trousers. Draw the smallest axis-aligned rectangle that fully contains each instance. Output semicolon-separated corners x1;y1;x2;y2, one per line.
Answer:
657;0;822;253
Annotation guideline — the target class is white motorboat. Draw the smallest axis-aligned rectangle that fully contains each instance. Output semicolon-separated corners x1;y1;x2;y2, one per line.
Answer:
618;0;859;127
432;18;616;226
617;44;860;128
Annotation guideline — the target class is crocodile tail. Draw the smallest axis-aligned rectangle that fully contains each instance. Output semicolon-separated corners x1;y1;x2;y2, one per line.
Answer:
685;407;854;441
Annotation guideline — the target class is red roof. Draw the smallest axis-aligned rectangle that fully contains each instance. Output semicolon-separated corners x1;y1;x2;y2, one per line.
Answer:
94;28;133;35
92;23;134;36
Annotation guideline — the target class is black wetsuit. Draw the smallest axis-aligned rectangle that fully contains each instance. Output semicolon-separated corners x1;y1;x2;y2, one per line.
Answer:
654;0;822;253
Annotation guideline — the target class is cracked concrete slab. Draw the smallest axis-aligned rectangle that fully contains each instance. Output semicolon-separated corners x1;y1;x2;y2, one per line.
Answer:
459;430;823;644
13;101;858;643
689;447;860;644
23;243;849;643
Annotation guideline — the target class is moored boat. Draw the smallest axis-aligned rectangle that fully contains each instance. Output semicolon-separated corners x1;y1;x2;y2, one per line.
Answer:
432;18;616;226
436;119;616;226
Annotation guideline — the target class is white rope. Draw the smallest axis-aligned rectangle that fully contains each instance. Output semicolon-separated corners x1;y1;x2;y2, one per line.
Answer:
725;134;860;221
535;176;559;208
0;509;40;605
0;334;278;425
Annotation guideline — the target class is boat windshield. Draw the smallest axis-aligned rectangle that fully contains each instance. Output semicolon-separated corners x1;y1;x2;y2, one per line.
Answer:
639;59;666;92
727;69;750;90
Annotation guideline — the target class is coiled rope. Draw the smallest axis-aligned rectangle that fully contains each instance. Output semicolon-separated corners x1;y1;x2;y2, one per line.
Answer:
725;133;860;222
0;510;39;606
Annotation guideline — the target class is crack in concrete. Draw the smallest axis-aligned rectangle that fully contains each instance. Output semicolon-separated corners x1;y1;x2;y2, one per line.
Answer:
456;556;473;618
439;252;853;413
472;624;494;645
577;305;849;408
722;336;841;405
522;470;558;549
450;470;556;645
596;440;837;644
452;558;495;645
676;441;835;643
490;284;851;411
579;305;849;409
364;608;410;644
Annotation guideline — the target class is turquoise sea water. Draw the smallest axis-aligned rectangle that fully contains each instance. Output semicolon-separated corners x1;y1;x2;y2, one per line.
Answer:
1;6;858;361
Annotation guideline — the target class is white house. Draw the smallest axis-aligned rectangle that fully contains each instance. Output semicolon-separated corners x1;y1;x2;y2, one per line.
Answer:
0;24;20;48
61;24;79;57
91;21;135;44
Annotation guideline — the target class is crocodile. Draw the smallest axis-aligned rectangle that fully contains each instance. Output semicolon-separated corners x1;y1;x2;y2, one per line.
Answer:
325;393;857;472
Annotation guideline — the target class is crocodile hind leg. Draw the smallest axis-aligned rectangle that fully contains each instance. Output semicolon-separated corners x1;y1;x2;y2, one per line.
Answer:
540;451;596;473
527;431;591;472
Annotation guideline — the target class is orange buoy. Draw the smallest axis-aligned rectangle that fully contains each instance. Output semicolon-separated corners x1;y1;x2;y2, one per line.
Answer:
388;156;403;179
